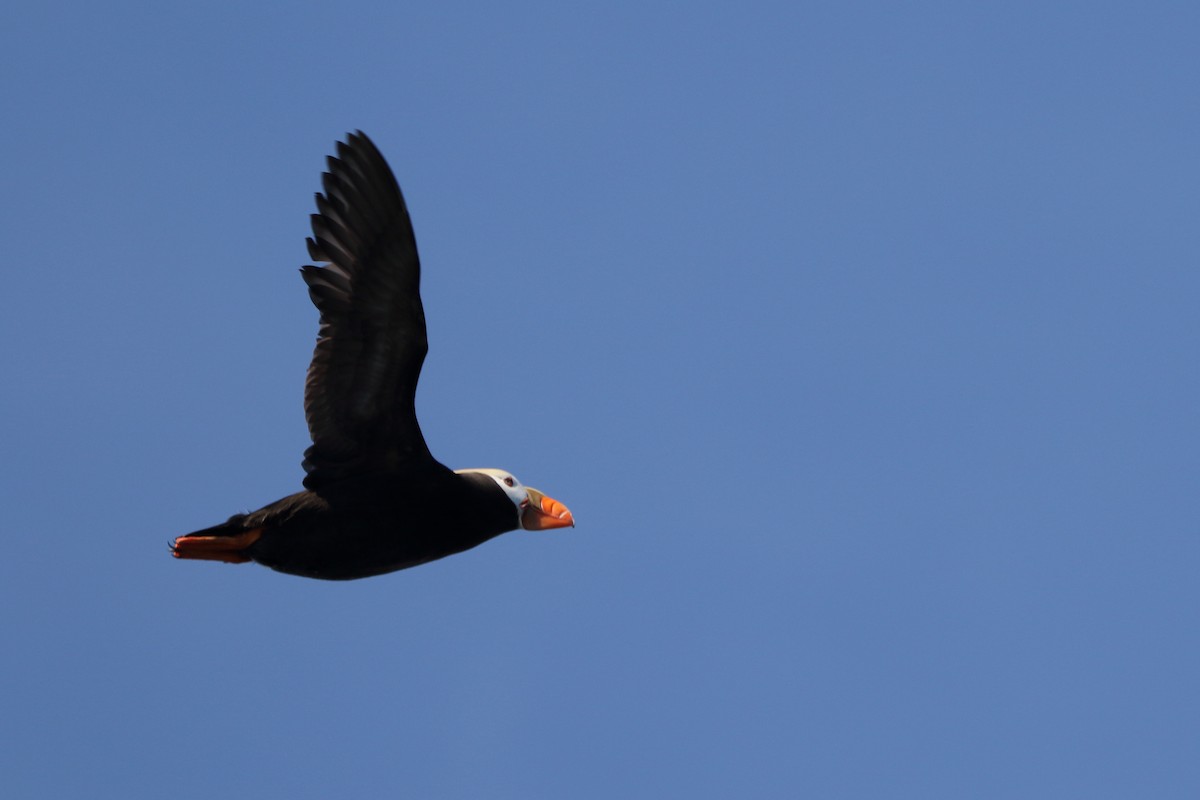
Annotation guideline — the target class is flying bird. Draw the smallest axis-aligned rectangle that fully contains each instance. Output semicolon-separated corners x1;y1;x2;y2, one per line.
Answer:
172;132;574;580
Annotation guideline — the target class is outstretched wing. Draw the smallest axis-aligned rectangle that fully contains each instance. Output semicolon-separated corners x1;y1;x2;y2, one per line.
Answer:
299;131;437;488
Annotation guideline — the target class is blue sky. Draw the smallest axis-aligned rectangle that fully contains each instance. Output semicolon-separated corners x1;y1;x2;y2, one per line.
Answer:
3;1;1198;797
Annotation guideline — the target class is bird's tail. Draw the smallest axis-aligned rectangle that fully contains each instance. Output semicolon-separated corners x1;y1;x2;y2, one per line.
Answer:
171;518;262;564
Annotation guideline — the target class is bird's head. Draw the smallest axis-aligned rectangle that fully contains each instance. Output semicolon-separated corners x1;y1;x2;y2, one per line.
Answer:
455;468;574;530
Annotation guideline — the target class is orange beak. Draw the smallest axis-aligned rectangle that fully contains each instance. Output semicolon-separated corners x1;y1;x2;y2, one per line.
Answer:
521;488;575;530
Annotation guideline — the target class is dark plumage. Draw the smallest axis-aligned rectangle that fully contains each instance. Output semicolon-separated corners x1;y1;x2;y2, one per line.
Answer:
172;132;573;580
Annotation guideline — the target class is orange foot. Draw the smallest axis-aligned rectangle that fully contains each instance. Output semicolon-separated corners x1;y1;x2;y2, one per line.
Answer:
171;528;263;564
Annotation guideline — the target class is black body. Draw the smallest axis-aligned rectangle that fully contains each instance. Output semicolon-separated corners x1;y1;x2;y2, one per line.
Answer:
235;471;518;580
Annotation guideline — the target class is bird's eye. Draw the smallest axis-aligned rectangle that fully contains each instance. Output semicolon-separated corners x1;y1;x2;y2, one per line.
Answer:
503;476;515;487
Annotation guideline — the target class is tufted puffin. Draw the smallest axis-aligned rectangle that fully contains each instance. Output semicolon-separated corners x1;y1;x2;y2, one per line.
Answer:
171;132;573;580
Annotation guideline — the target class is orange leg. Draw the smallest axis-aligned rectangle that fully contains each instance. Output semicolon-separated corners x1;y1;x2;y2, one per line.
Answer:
171;528;263;564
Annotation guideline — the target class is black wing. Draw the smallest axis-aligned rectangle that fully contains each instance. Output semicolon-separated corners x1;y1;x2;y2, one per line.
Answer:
299;132;438;488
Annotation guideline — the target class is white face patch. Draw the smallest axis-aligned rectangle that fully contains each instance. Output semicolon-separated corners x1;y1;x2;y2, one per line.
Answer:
454;468;528;513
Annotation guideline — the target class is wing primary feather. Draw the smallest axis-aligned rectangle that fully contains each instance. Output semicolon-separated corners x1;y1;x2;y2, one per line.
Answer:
306;237;329;262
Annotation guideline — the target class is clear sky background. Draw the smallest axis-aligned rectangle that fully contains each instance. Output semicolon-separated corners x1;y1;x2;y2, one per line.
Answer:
2;2;1198;797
